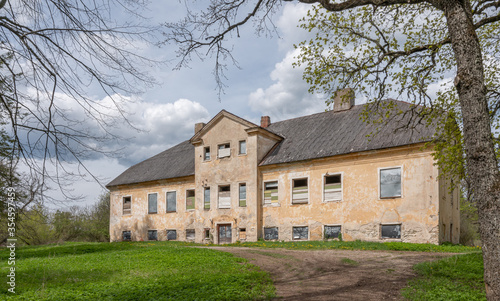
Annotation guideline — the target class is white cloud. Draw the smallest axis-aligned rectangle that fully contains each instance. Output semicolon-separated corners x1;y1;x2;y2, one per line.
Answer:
276;3;315;50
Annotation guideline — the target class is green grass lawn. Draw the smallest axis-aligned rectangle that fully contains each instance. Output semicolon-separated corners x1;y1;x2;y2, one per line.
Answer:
0;242;275;300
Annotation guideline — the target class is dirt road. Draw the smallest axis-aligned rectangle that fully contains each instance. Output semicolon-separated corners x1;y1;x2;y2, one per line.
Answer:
209;247;453;300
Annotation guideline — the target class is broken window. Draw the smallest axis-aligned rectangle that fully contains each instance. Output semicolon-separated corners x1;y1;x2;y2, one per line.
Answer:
239;183;246;207
148;193;157;214
239;140;247;155
166;230;177;240
218;143;231;158
218;185;231;208
204;146;211;161
324;174;342;201
380;167;402;198
123;196;131;215
239;228;247;240
186;189;195;210
293;226;308;240
205;228;211;239
264;227;278;240
166;191;176;212
186;229;195;240
324;225;341;239
381;224;401;239
204;187;210;209
122;230;131;241
264;181;278;205
292;178;308;204
148;230;157;241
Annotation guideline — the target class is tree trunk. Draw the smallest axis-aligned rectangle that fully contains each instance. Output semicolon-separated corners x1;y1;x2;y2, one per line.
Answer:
443;0;500;299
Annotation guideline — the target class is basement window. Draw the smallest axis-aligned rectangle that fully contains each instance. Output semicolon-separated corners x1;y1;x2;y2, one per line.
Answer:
204;146;211;161
186;229;195;241
218;185;231;208
218;143;231;158
166;230;177;240
293;226;309;240
148;193;158;214
264;227;278;240
264;181;278;205
122;230;131;241
186;189;195;210
324;174;342;201
239;228;247;240
239;183;246;207
380;167;402;198
292;178;308;204
123;196;131;215
166;191;176;212
324;225;341;239
205;228;211;239
381;224;401;239
204;187;211;210
148;230;158;241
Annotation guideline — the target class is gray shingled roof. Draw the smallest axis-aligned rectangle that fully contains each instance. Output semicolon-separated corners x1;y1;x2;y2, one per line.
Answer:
106;140;194;187
260;101;436;166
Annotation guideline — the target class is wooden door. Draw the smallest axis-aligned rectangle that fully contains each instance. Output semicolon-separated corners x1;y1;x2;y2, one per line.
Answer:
218;224;232;244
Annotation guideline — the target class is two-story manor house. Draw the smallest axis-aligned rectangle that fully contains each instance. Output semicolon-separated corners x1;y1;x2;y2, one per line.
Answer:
107;90;459;245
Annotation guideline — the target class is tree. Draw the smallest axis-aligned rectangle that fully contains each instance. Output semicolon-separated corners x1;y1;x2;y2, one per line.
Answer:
164;1;500;298
0;0;158;198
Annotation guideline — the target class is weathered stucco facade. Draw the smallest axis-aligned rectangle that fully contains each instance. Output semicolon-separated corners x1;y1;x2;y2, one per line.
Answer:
108;95;460;245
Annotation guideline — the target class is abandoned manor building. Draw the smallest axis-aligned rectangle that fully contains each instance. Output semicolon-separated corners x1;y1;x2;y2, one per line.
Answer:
107;91;460;245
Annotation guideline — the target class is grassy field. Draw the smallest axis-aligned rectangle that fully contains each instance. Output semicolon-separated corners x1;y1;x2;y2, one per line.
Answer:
0;242;275;300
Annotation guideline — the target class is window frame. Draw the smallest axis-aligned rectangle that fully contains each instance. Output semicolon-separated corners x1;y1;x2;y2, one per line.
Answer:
291;177;309;205
292;226;309;241
185;189;195;211
238;140;247;155
204;228;211;240
204;146;211;161
263;227;279;241
204;187;211;210
166;191;177;213
323;172;343;202
239;183;246;207
186;229;195;241
122;196;132;215
263;180;279;206
147;230;158;241
238;228;247;240
218;184;231;209
122;230;131;241
217;142;231;158
166;229;177;241
379;166;403;199
147;192;158;214
380;223;402;240
323;225;342;240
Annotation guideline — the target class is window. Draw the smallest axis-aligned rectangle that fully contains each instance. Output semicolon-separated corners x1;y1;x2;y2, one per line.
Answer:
380;167;402;198
122;230;131;241
186;229;195;240
293;226;308;240
239;183;246;207
264;181;278;205
218;185;231;208
381;224;401;239
324;174;342;201
204;146;211;161
204;187;211;209
264;227;278;240
148;230;158;241
166;191;176;212
186;189;195;210
292;178;308;204
239;140;247;155
148;193;157;214
324;225;341;239
166;230;177;240
204;228;211;239
123;196;131;215
239;228;247;240
218;143;231;158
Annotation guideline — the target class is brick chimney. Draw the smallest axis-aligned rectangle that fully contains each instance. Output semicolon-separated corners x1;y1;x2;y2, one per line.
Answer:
194;122;205;134
260;116;271;128
333;88;355;112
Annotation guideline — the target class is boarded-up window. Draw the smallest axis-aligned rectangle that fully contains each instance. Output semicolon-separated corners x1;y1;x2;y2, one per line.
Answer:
239;228;246;240
292;178;308;204
186;229;195;240
324;174;342;201
123;196;131;215
218;143;231;158
381;224;401;239
239;140;246;155
186;189;195;210
264;181;278;205
166;191;176;212
166;230;177;240
264;227;278;240
204;146;211;161
218;185;231;208
122;230;131;241
148;193;157;214
239;183;246;207
380;168;401;198
324;225;341;239
148;230;157;241
204;187;210;209
293;226;308;240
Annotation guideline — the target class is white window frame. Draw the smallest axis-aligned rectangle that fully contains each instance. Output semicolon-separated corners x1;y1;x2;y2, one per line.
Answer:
122;195;132;215
290;176;310;205
217;142;231;158
323;224;342;240
378;166;403;199
203;146;211;161
322;172;343;202
380;223;402;240
238;182;247;207
166;190;177;213
147;192;158;214
218;184;231;209
263;180;280;207
292;225;310;241
238;140;247;155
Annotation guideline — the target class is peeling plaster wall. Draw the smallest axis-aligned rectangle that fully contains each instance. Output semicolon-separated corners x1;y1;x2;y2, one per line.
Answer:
260;145;443;244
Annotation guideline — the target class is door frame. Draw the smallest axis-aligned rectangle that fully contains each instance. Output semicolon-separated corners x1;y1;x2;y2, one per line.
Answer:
216;222;233;245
